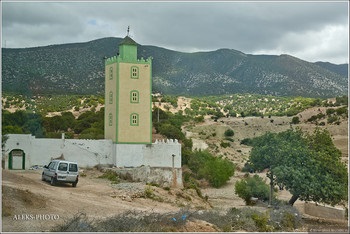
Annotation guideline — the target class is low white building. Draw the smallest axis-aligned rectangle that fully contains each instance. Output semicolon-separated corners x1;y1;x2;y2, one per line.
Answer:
3;134;182;187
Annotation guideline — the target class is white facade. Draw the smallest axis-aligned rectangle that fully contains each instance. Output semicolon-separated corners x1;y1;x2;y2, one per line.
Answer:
115;139;181;168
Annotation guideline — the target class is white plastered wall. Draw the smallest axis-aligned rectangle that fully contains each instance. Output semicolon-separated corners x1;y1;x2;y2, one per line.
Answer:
4;134;114;168
114;139;181;168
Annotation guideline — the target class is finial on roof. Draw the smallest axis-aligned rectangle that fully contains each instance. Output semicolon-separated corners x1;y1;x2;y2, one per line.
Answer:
127;26;130;36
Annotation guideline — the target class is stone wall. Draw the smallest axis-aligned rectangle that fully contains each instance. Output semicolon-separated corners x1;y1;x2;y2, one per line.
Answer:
304;202;347;220
114;166;183;188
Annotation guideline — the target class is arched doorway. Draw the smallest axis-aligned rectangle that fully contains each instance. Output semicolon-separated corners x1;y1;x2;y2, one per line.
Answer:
8;149;25;170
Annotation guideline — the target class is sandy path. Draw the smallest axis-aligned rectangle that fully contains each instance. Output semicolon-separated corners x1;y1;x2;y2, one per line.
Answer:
2;169;179;232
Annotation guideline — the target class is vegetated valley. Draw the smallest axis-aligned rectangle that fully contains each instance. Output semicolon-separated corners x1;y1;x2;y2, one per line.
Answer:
1;93;348;232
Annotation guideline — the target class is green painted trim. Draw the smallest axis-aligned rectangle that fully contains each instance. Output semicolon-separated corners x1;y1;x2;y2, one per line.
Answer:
8;149;25;170
130;66;139;79
105;56;152;65
8;151;12;169
130;113;139;126
109;66;113;80
22;153;26;169
119;44;137;62
109;91;113;104
149;58;153;144
108;113;113;126
116;62;120;142
130;90;139;103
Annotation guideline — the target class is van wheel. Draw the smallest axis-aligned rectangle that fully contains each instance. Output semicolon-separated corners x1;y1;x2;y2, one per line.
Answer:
41;173;45;181
72;182;77;187
50;177;56;186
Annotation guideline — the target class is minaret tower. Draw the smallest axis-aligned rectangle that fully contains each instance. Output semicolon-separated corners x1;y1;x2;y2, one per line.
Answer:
104;28;152;144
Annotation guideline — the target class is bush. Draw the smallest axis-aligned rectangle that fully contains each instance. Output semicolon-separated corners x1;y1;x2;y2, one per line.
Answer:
240;138;254;146
327;115;339;124
268;203;302;231
326;108;336;115
52;213;96;232
194;115;204;123
224;129;234;137
98;170;119;184
291;116;300;124
336;106;348;116
220;141;230;148
188;150;235;188
234;174;270;205
158;123;185;141
241;161;255;173
51;206;302;232
251;212;272;232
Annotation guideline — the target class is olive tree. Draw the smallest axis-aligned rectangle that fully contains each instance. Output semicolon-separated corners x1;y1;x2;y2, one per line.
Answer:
249;128;348;206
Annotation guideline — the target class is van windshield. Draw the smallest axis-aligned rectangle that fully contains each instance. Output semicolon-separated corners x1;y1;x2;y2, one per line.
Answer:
69;164;78;172
58;163;68;171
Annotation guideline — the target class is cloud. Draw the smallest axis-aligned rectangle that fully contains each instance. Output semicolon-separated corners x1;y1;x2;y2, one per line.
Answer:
1;1;348;64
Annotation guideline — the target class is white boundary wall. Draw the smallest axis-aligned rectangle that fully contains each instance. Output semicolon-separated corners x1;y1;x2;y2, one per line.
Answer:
3;134;114;168
115;139;181;168
3;134;182;169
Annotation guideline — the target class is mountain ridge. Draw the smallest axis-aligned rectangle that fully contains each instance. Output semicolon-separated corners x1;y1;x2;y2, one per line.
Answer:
1;37;348;98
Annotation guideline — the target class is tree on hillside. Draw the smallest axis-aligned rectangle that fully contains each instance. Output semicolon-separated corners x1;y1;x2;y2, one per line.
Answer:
249;128;348;206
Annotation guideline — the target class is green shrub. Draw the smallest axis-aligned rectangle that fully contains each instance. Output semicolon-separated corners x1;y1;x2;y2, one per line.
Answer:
241;161;255;173
188;150;235;188
326;108;336;115
268;204;302;231
336;106;348;116
251;212;272;232
240;138;254;146
291;116;300;124
98;170;119;184
225;137;234;142
220;141;230;148
194;115;204;123
158;123;185;141
327;115;339;124
234;174;270;205
224;129;234;137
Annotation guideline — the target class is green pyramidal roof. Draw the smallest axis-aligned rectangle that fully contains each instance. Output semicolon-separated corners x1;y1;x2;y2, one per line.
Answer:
119;36;137;46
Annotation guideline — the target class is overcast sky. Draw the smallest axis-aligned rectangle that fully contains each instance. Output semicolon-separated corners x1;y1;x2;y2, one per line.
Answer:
1;1;349;64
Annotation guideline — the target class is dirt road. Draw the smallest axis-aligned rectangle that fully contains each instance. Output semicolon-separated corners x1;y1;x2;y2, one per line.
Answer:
2;169;186;232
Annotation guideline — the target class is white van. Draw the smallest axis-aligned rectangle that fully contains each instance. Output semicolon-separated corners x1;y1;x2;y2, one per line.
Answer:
42;160;79;187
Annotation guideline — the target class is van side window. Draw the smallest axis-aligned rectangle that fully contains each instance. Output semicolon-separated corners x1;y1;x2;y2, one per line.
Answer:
69;164;78;172
58;163;68;171
49;162;55;170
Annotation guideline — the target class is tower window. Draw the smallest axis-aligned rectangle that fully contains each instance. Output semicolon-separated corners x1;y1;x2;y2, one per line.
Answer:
109;67;113;80
131;66;139;79
130;113;139;126
130;90;139;103
108;113;113;126
109;91;113;104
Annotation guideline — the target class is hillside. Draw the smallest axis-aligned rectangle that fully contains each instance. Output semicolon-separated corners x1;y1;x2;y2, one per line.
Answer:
2;37;348;98
315;61;348;77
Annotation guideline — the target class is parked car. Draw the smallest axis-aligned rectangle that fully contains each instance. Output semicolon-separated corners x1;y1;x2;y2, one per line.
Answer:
42;160;79;187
